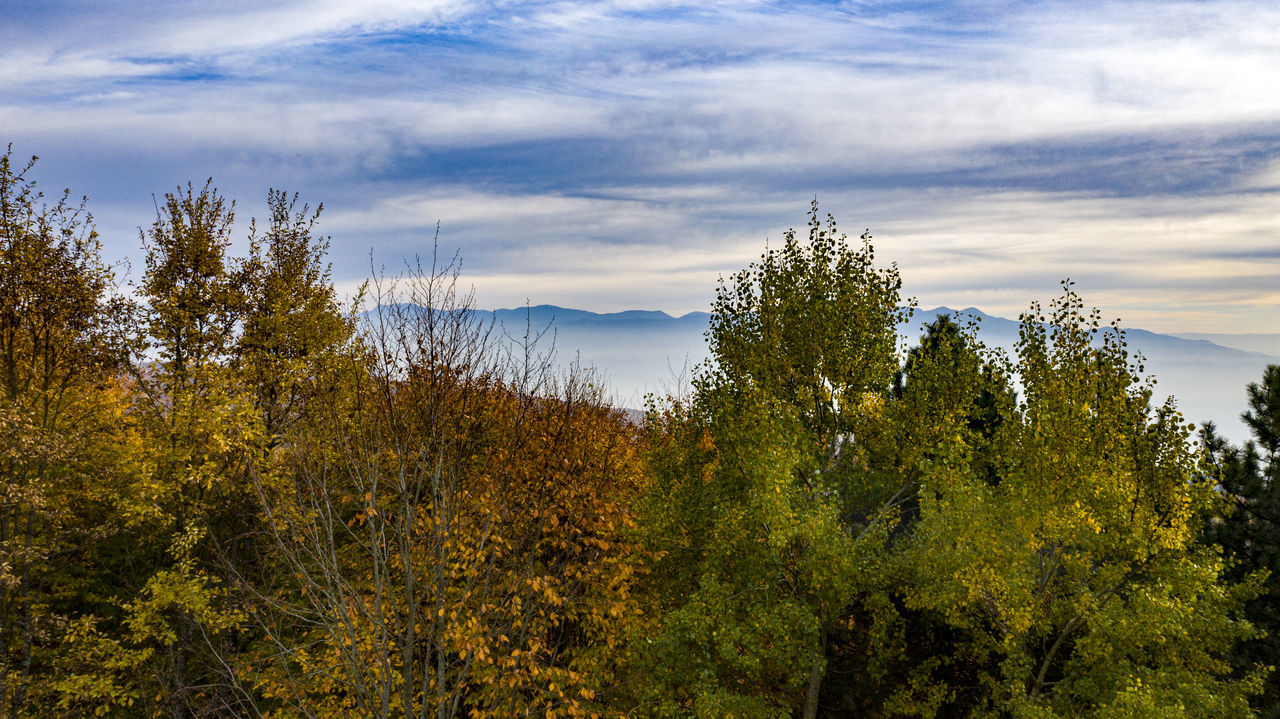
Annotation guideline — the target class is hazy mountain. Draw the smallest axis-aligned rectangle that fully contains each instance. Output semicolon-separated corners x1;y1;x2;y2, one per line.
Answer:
482;304;1275;446
481;305;713;405
1172;332;1280;358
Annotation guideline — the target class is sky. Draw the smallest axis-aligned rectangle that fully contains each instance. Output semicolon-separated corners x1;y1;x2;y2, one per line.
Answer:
3;0;1279;333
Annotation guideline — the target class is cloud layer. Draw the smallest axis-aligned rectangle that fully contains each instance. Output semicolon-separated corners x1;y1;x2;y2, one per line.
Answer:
4;0;1279;332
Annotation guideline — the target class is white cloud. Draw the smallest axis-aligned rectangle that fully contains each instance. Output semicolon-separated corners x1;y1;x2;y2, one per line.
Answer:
3;0;1279;334
309;182;1280;333
0;0;478;89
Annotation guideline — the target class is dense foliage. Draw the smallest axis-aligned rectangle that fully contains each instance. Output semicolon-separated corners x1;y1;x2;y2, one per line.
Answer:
1202;365;1280;718
0;149;1271;717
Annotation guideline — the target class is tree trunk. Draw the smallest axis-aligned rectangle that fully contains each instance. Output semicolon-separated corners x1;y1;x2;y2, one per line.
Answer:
803;630;825;719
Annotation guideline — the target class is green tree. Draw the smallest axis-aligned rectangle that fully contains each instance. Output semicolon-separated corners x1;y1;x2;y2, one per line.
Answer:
1203;364;1280;717
706;201;910;462
635;203;912;717
820;312;1016;715
1244;366;1280;462
883;284;1261;717
634;202;1260;717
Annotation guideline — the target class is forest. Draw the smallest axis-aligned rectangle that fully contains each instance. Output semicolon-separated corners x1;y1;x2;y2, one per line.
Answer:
2;145;1279;719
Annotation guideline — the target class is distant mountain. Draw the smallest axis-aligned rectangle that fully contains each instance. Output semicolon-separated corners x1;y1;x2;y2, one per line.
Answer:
479;305;712;405
360;304;708;336
472;304;1274;446
488;305;709;330
1172;332;1280;358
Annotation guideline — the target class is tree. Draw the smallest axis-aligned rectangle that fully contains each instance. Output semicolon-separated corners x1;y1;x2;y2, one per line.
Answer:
1244;366;1280;463
234;190;352;440
0;146;135;717
1203;364;1280;717
244;254;647;718
706;201;910;464
634;203;912;717
633;201;1260;717
819;312;1016;714
882;284;1260;716
125;180;255;719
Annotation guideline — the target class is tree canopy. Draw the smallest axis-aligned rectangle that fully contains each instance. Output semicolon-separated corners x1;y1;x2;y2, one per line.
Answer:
0;148;1268;717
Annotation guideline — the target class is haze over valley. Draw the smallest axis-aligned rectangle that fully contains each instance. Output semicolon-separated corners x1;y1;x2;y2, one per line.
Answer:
487;303;1279;444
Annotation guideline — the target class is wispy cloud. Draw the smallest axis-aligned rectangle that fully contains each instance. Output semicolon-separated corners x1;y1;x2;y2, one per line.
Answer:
3;0;1278;332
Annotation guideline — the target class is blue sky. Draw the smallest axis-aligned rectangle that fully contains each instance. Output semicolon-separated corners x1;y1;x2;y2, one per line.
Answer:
3;0;1279;332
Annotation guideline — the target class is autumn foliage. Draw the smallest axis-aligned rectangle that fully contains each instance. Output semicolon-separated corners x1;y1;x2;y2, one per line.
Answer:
1;148;1274;717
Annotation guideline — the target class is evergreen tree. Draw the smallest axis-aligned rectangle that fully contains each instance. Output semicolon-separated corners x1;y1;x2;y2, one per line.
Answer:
1203;364;1280;718
1244;366;1280;463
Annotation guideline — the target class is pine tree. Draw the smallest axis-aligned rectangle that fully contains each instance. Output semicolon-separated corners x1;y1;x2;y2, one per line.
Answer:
1204;364;1280;718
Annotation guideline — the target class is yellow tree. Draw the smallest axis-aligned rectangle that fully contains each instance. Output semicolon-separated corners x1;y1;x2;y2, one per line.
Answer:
234;190;353;441
123;181;256;718
0;146;134;716
886;283;1261;717
246;255;647;718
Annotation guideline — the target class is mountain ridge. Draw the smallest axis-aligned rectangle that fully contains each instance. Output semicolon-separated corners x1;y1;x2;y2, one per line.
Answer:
485;304;1276;362
479;304;1276;445
362;303;1274;443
